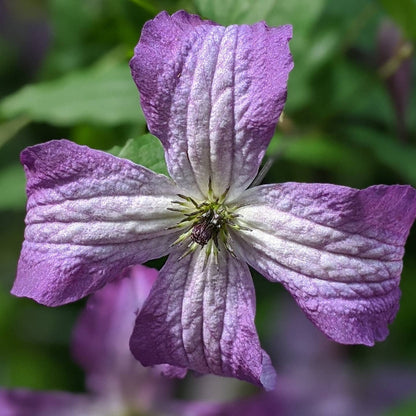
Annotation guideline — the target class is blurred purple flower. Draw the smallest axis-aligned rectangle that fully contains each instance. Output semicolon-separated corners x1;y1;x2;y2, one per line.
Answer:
271;297;416;416
377;20;413;140
1;265;186;416
0;0;51;80
71;265;186;405
11;10;416;390
179;296;416;416
0;391;94;416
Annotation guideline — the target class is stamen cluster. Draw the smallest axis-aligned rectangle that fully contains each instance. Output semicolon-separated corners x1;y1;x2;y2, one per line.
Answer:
168;186;241;260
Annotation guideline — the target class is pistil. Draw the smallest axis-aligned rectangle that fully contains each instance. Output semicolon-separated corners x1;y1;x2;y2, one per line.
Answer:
168;190;241;260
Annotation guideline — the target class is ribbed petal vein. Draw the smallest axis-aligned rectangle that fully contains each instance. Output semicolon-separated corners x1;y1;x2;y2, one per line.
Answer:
12;140;181;306
130;11;293;199
233;183;416;345
130;248;276;390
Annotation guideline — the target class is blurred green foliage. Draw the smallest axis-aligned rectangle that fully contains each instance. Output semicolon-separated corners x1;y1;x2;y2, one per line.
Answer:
0;0;415;412
379;0;416;40
0;58;145;126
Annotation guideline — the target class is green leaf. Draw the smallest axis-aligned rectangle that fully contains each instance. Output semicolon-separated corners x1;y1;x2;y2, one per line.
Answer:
345;126;416;185
108;134;168;176
194;0;333;113
0;116;30;149
0;61;145;127
129;0;159;14
194;0;325;31
268;132;369;172
286;26;340;111
193;0;327;54
382;398;416;416
0;164;26;211
194;0;276;25
379;0;416;39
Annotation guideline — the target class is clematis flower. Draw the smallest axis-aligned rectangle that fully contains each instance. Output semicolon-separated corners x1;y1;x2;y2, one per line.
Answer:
1;265;187;416
11;10;416;391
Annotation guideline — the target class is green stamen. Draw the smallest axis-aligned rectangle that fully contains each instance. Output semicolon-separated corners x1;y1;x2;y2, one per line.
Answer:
168;185;245;260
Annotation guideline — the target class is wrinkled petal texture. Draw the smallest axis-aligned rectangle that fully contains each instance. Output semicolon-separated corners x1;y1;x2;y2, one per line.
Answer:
12;140;181;306
131;10;293;199
234;183;416;346
73;264;185;400
130;248;276;390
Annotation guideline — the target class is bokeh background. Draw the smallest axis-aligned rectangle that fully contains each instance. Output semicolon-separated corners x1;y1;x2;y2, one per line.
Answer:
0;0;415;415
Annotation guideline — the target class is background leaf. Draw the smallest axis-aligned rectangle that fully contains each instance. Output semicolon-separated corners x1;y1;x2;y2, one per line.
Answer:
108;134;168;176
0;164;26;211
344;126;416;185
379;0;416;39
193;0;325;30
194;0;330;112
193;0;275;25
0;60;145;127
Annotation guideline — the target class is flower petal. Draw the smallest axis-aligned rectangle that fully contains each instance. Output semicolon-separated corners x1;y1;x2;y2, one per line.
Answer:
233;183;416;345
131;11;293;199
170;393;280;416
0;389;96;416
129;248;276;390
72;264;185;400
73;265;155;394
12;140;181;306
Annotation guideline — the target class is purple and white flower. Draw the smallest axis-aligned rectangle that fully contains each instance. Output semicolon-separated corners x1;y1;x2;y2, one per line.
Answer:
11;11;416;390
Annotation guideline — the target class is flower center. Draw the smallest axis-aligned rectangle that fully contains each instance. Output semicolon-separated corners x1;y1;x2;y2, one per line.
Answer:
168;188;243;260
190;208;224;246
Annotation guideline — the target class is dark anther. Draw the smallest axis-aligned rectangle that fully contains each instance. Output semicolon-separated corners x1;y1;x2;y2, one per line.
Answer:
191;221;216;246
190;210;223;246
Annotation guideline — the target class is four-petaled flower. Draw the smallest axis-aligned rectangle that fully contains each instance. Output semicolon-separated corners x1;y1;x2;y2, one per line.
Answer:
12;11;416;390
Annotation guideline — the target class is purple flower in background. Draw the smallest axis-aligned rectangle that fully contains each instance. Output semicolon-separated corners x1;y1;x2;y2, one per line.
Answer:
1;265;185;416
71;265;186;403
11;10;416;390
181;296;416;416
274;298;416;416
377;19;413;140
